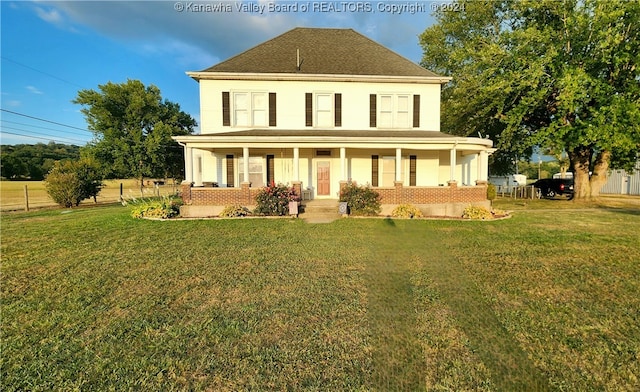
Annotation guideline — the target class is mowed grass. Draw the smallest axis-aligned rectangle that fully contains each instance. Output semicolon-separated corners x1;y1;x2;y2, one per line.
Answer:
1;202;639;390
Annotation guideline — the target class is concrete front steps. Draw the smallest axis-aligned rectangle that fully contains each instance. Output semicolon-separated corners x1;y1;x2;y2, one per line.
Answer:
301;199;341;223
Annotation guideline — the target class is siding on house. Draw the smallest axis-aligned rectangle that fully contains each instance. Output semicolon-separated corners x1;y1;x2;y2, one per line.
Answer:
199;80;442;134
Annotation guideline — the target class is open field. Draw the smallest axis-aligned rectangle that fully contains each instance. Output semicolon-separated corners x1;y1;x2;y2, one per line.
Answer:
0;179;179;211
2;201;639;390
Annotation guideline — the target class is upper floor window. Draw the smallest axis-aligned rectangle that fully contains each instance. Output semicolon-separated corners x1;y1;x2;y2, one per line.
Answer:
306;92;342;127
222;92;276;127
234;92;267;126
370;93;420;129
379;94;410;128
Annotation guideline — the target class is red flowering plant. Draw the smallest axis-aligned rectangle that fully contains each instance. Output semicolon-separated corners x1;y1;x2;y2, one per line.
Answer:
254;182;300;216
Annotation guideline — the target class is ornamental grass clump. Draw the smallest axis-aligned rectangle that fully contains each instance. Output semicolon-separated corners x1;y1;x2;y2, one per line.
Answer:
254;183;299;216
462;205;493;220
130;196;182;219
392;204;424;219
339;181;381;216
219;204;252;218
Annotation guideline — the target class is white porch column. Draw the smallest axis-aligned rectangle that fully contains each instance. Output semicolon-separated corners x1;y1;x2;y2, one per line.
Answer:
450;147;457;183
395;148;402;182
340;147;346;180
185;146;194;183
293;147;300;181
242;147;249;185
478;150;488;181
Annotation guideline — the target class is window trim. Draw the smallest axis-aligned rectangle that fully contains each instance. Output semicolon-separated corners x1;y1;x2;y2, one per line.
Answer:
238;155;265;187
375;93;414;129
230;91;271;127
306;92;341;128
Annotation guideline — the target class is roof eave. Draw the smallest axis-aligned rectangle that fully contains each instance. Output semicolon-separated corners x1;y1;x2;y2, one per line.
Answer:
172;134;493;147
186;71;452;84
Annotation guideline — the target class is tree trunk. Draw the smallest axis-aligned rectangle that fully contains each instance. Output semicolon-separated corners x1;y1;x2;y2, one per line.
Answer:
589;150;611;199
569;147;592;200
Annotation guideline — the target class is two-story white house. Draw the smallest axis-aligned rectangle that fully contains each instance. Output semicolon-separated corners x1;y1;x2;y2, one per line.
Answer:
174;28;495;217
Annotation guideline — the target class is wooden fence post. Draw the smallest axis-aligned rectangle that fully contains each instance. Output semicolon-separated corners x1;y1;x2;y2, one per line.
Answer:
24;185;29;212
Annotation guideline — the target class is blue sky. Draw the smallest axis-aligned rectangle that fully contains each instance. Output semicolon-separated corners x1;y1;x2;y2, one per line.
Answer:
1;0;438;146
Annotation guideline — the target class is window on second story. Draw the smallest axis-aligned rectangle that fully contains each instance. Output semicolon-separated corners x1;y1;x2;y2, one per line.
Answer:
234;92;266;126
305;92;342;128
370;94;420;129
222;92;276;127
380;94;410;128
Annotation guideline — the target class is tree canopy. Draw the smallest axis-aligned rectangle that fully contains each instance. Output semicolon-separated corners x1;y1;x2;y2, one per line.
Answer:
420;0;640;199
73;79;196;183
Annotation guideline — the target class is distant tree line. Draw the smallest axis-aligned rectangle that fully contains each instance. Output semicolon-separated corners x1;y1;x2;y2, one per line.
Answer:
0;142;81;180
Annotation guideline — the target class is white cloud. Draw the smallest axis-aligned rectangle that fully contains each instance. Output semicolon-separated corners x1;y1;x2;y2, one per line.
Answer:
38;1;431;67
26;86;44;95
6;100;22;107
33;3;79;33
34;6;62;24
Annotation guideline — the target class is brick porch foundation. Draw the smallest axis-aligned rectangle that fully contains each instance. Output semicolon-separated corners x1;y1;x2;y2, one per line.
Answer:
180;181;488;217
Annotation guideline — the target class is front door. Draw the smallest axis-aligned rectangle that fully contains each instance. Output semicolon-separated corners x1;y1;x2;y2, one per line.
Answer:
317;161;330;196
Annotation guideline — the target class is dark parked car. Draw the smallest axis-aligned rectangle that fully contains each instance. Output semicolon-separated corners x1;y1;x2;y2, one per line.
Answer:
533;178;574;199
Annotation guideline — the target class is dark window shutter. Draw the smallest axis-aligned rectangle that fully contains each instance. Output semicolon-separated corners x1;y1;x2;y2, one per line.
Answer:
222;92;230;126
266;155;275;185
409;155;417;186
269;93;276;127
413;95;420;128
305;93;313;126
226;154;234;187
371;155;379;187
334;93;342;127
369;94;377;128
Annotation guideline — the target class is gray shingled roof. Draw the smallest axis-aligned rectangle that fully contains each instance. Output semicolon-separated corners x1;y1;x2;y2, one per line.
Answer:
202;28;439;77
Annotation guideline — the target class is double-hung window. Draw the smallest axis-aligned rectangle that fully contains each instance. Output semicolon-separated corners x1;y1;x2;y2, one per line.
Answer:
305;92;342;127
378;94;411;128
370;93;419;129
222;91;276;127
315;93;333;127
238;156;264;187
234;92;267;127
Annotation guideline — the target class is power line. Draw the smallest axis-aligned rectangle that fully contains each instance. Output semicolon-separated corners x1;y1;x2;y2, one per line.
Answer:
0;131;85;145
1;56;86;89
0;126;87;144
1;119;93;137
0;109;91;133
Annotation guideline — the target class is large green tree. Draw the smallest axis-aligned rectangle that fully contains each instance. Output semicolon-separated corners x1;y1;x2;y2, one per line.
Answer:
420;0;640;199
73;80;196;186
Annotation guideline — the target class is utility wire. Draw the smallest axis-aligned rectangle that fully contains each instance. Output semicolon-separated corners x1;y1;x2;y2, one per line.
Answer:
1;56;86;89
0;109;91;133
0;130;85;145
1;119;93;137
0;126;87;144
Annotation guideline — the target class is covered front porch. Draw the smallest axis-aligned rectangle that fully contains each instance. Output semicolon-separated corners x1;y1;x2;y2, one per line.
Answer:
173;130;494;215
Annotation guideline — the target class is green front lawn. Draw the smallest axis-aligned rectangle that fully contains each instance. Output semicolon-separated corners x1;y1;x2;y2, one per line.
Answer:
2;204;639;390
